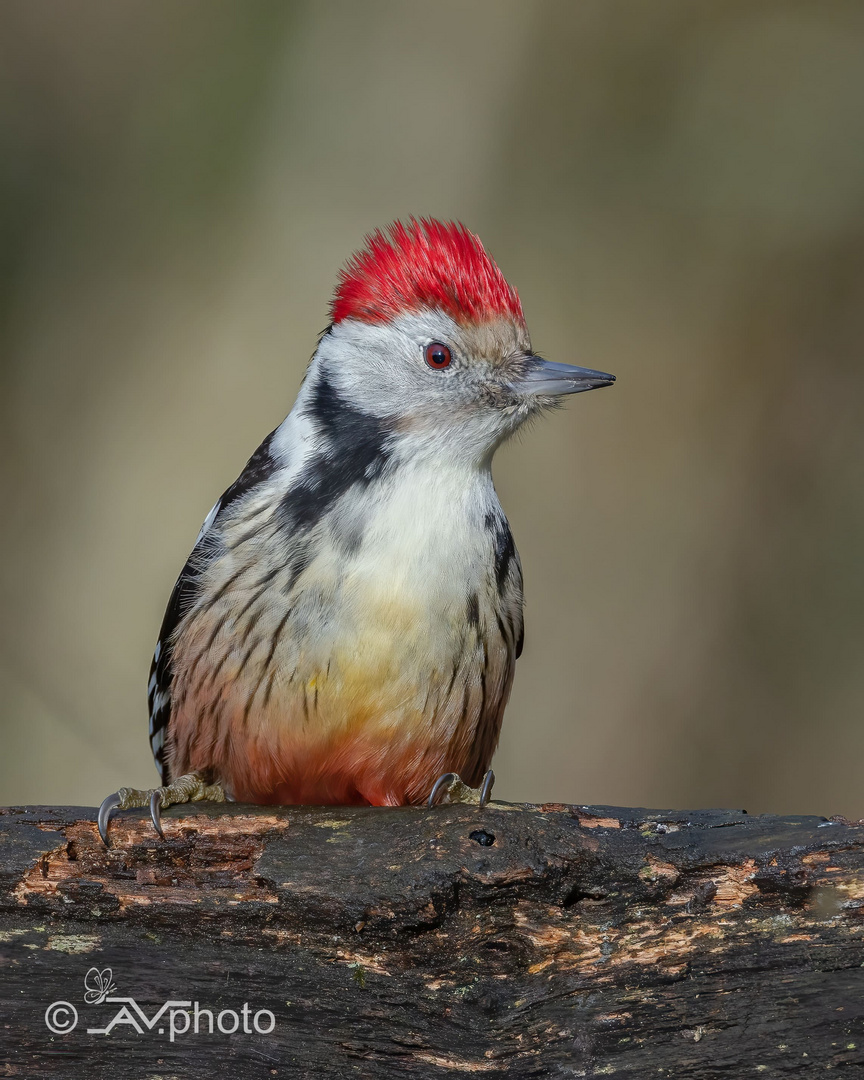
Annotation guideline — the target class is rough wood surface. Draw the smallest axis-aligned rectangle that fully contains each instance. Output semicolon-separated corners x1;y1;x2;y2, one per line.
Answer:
2;800;864;1078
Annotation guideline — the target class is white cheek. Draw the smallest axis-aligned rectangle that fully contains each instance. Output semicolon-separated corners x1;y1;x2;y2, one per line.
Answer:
319;312;466;417
308;313;528;461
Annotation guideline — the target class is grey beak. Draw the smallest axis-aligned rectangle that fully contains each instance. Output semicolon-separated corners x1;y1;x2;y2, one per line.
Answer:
511;356;616;396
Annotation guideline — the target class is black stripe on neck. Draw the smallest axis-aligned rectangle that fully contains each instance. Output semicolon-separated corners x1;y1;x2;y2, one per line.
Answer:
280;373;396;534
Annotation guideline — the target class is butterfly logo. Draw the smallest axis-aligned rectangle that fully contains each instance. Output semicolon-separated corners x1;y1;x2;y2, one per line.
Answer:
83;967;117;1005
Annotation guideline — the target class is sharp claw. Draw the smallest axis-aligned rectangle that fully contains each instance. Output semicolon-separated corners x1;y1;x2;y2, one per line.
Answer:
479;769;495;808
98;792;122;847
428;772;457;808
149;791;164;839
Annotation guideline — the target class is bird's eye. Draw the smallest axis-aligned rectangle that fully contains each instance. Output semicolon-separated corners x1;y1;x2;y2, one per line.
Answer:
424;342;452;370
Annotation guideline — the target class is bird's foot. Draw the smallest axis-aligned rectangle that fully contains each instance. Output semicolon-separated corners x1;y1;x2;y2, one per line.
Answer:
98;772;226;847
428;770;495;808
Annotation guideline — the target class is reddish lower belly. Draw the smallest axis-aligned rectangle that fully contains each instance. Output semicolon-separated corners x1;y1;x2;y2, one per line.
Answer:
216;734;462;808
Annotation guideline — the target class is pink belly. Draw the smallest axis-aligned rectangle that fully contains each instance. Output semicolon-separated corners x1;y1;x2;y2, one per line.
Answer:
168;691;497;807
224;732;458;806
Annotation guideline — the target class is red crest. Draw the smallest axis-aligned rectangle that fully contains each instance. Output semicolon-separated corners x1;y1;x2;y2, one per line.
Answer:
331;219;524;328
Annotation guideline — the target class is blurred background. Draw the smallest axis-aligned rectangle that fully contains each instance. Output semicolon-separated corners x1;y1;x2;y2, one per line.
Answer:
2;0;864;816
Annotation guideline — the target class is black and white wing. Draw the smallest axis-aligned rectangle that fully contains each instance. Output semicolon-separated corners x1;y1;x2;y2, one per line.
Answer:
147;430;278;783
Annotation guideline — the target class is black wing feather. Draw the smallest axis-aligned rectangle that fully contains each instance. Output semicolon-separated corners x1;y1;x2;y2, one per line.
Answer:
147;430;278;783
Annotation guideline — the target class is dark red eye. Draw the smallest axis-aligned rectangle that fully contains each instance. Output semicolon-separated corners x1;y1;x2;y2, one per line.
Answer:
424;342;452;369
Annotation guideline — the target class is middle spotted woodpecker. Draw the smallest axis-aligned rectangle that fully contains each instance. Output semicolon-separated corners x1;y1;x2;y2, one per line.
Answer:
99;218;615;843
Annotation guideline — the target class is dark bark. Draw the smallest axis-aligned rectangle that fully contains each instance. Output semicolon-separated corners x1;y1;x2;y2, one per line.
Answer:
1;800;863;1078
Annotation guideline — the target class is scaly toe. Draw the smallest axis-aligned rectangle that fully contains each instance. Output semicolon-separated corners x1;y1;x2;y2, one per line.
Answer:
428;769;495;807
98;772;227;847
98;785;154;848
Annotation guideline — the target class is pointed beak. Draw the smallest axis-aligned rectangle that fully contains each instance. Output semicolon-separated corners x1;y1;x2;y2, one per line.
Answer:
510;356;616;397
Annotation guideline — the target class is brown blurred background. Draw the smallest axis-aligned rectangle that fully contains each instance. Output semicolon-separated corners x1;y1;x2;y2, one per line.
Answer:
2;0;864;816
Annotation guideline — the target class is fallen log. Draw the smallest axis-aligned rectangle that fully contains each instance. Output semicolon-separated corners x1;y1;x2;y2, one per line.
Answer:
1;800;863;1077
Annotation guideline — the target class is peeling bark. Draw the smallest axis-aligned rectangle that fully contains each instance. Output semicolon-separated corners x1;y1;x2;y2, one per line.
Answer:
1;801;864;1077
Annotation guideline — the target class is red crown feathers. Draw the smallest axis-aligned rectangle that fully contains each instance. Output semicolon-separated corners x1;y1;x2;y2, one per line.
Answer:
331;218;524;328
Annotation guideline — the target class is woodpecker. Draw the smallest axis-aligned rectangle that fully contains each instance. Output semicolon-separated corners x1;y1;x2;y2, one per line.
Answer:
98;219;614;843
